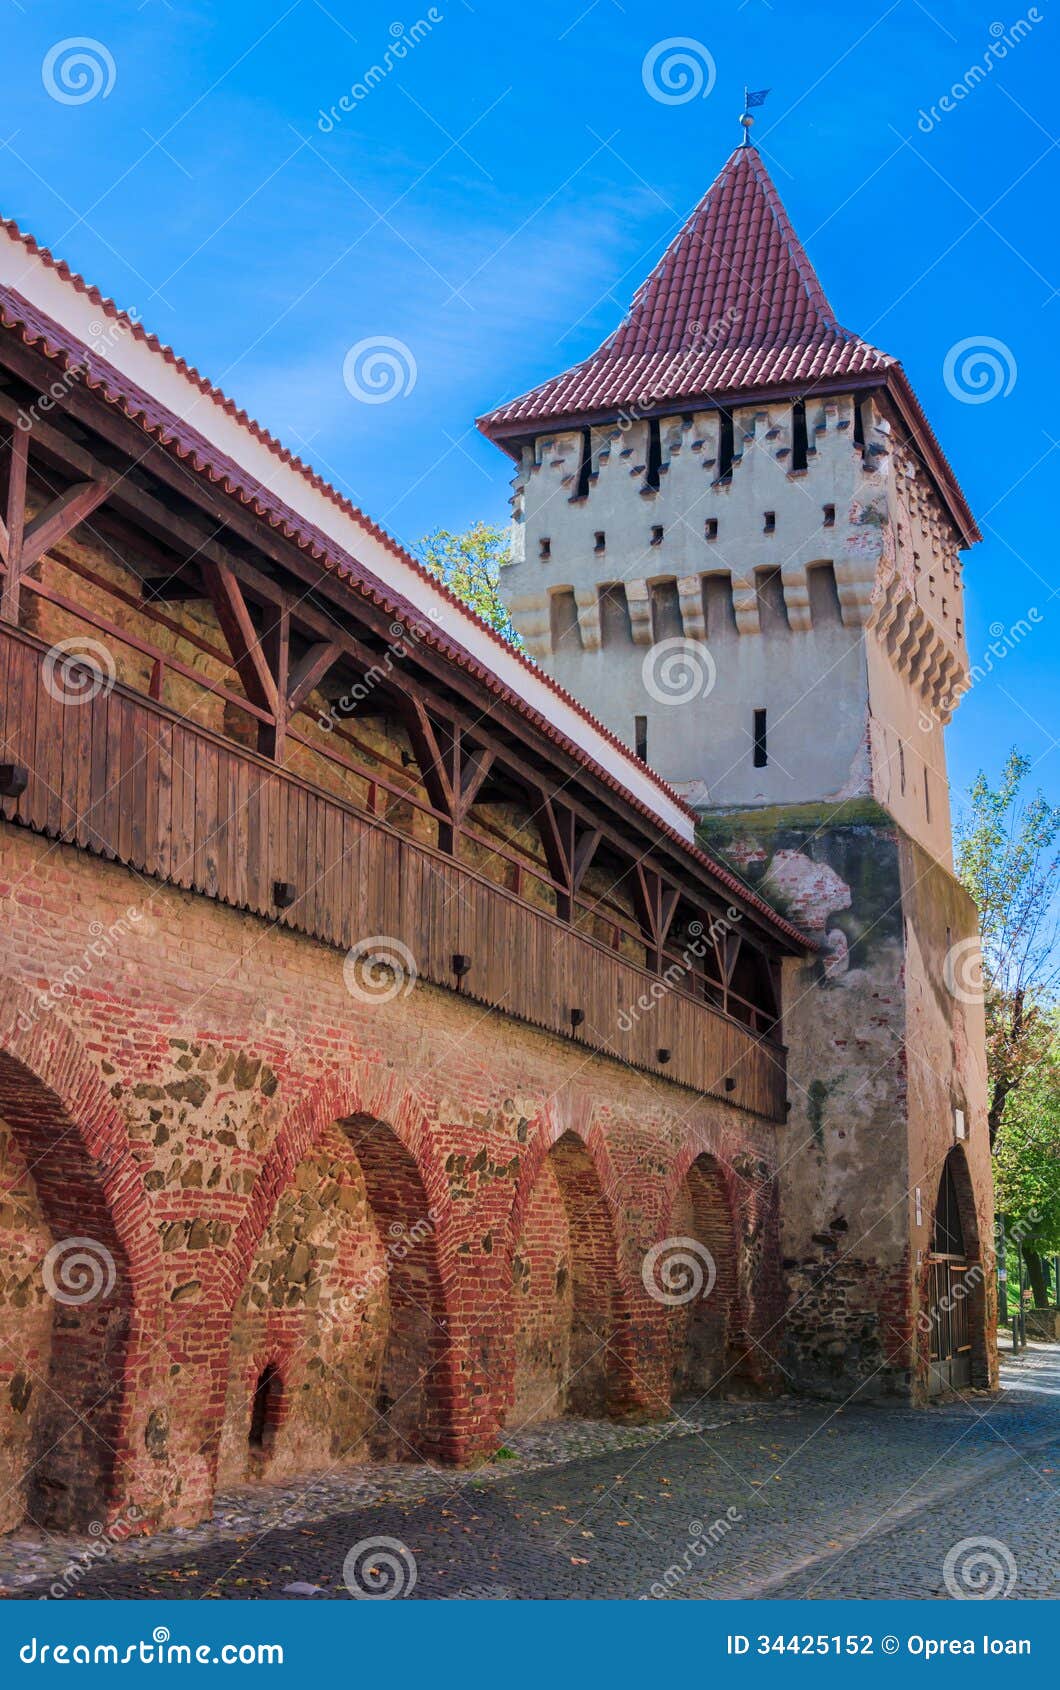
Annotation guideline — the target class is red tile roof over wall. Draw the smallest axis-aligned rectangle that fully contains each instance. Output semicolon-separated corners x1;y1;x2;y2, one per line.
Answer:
0;263;816;953
478;143;978;545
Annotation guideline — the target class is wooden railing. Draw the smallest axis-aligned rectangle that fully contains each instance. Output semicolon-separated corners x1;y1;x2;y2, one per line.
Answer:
0;622;787;1119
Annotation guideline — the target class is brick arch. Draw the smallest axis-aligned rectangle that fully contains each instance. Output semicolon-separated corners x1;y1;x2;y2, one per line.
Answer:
0;975;162;1530
656;1151;742;1399
935;1143;982;1259
502;1099;620;1273
221;1065;460;1462
222;1064;454;1304
930;1143;990;1389
503;1116;638;1425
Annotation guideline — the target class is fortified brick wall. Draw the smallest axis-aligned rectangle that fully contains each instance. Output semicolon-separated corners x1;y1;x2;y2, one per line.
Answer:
0;823;784;1537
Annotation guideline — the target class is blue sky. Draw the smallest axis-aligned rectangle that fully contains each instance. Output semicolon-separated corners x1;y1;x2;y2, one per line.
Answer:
2;0;1058;813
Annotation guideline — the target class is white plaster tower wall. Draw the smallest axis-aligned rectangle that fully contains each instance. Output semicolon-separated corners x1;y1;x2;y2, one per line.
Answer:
501;390;969;861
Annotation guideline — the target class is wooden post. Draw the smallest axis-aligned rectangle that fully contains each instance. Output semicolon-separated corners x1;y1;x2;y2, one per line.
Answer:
0;427;29;623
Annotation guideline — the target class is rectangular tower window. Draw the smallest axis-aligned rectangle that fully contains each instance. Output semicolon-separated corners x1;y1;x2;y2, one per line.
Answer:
644;419;662;491
791;399;808;472
763;511;776;533
539;537;551;559
753;708;768;768
634;715;648;762
705;517;718;541
823;503;836;527
717;409;735;482
853;393;866;448
650;524;664;546
899;741;906;795
573;428;593;500
594;531;606;554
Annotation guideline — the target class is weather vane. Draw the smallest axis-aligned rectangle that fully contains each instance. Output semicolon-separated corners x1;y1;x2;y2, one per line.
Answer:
740;86;771;144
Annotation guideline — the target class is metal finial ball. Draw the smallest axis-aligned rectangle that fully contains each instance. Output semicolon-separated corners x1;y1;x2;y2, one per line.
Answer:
740;113;754;130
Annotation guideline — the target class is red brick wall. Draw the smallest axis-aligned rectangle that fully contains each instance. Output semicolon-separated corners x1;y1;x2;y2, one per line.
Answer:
0;823;784;1534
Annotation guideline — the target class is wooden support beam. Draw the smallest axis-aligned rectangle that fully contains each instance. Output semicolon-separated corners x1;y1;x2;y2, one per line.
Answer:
202;559;279;717
632;864;681;972
0;427;29;622
399;702;498;855
534;795;601;922
459;746;494;812
0;424;112;621
258;603;290;761
287;640;341;715
401;699;458;851
19;478;113;571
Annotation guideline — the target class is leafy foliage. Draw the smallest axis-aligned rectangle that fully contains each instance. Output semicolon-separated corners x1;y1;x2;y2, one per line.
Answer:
994;1018;1060;1257
955;748;1060;1146
416;523;523;649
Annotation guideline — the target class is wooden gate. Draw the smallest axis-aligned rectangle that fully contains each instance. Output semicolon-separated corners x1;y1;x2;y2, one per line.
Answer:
927;1258;973;1392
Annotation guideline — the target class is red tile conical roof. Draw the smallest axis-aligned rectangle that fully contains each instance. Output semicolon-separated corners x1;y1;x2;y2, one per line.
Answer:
477;142;979;545
479;143;889;437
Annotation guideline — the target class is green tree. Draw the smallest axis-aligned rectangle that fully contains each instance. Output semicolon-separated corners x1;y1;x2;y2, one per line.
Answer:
994;1018;1060;1306
955;748;1060;1148
416;522;523;649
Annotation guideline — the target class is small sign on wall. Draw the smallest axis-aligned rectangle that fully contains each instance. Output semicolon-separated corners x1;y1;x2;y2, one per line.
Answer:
914;1186;923;1226
954;1107;966;1141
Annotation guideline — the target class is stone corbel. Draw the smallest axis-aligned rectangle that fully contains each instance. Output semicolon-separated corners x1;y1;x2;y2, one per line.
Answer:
894;602;926;677
625;579;653;646
731;577;761;636
508;593;551;659
574;588;602;652
676;575;706;641
882;590;912;661
833;550;878;627
934;654;969;722
870;572;903;642
781;568;812;633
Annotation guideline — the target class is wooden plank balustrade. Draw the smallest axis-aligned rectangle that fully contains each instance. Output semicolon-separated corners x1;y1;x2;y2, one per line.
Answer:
0;623;787;1119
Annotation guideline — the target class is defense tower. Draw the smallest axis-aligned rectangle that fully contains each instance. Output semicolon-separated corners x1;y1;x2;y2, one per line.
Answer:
480;139;996;1401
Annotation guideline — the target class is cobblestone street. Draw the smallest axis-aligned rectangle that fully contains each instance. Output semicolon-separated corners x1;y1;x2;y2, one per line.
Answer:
3;1347;1057;1602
